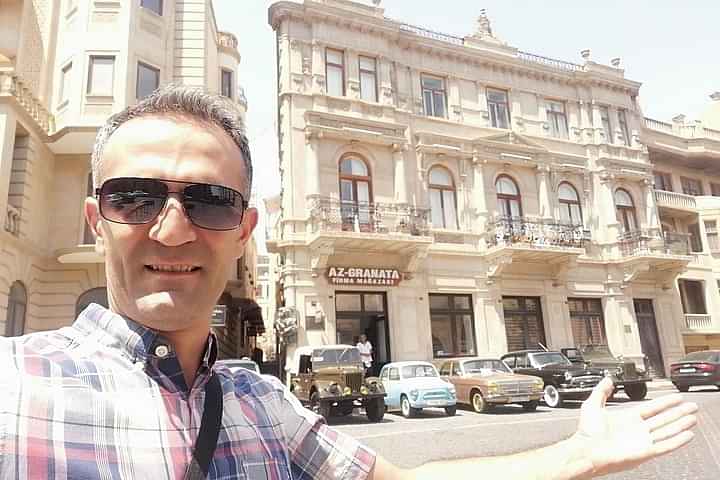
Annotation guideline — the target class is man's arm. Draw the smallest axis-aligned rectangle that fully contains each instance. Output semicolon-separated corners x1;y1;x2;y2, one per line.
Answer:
371;379;698;480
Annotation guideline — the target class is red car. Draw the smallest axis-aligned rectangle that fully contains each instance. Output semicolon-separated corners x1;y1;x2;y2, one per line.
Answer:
670;350;720;392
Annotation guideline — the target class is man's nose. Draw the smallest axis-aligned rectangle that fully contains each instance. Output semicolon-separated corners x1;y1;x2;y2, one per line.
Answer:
147;194;197;246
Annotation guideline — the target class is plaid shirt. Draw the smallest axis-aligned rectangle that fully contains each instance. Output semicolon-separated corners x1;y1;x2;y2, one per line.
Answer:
0;304;376;479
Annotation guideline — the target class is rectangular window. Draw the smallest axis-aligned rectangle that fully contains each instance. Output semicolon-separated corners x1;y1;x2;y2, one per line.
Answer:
678;279;707;315
618;109;631;146
421;74;447;118
600;106;613;143
430;294;476;358
653;172;673;192
87;55;115;96
221;69;233;98
689;223;703;252
140;0;162;15
59;62;72;105
681;177;703;196
487;88;510;129
546;100;568;139
359;56;377;102
136;62;159;100
568;298;607;346
325;48;345;97
705;221;719;251
711;183;720;196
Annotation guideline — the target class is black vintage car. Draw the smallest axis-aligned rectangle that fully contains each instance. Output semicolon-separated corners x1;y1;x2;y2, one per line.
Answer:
501;350;604;408
561;345;651;401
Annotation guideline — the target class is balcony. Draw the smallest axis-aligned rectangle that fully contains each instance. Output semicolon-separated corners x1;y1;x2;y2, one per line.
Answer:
0;68;54;134
616;228;692;277
485;217;589;265
684;314;714;332
654;189;697;215
645;117;720;142
305;196;433;268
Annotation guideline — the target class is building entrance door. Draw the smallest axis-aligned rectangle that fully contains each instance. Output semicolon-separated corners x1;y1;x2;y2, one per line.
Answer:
335;292;390;375
502;296;546;351
633;299;665;377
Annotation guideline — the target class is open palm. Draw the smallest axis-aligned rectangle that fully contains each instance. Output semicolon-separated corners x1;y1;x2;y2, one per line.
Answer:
573;378;698;477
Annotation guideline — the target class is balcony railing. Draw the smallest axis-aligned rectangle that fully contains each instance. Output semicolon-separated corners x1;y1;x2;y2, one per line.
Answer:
0;69;54;134
654;189;697;210
516;51;584;73
684;314;713;331
487;217;589;249
645;117;720;141
618;228;690;256
217;31;239;50
307;196;430;236
5;204;20;236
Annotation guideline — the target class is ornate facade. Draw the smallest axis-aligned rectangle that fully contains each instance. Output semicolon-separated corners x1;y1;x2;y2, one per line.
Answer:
267;0;719;376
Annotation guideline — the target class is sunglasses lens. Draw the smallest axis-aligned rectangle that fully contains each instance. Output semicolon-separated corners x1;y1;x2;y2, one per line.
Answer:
99;178;167;224
183;184;244;230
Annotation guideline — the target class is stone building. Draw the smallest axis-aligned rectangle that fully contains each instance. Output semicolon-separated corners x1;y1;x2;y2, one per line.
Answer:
1;0;259;356
267;0;717;376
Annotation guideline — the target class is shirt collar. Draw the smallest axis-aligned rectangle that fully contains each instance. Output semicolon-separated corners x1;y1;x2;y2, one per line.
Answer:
73;303;218;371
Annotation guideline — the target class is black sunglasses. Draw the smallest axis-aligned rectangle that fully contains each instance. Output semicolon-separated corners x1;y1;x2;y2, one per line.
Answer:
96;177;248;231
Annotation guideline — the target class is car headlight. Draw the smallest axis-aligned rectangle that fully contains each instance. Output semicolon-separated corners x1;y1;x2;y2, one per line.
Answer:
343;386;352;396
447;385;456;397
533;379;544;390
487;382;498;393
410;389;419;400
564;371;573;381
360;386;369;395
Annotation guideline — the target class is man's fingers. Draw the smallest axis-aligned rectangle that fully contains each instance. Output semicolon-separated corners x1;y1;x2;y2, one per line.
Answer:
584;377;614;409
645;402;699;432
650;415;697;444
637;393;686;420
650;430;695;458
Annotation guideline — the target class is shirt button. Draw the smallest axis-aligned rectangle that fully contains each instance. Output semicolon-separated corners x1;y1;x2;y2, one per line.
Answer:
154;344;170;358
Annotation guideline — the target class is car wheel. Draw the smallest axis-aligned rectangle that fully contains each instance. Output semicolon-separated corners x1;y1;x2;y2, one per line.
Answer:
675;384;689;393
625;383;648;401
400;395;417;418
522;400;539;412
543;385;563;408
310;392;330;419
471;390;491;413
366;398;385;423
445;405;457;416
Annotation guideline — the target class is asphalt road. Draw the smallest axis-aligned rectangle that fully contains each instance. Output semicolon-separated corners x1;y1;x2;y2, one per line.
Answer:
333;387;720;479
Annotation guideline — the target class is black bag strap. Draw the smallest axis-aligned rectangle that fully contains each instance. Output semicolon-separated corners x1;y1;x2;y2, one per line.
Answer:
184;372;223;480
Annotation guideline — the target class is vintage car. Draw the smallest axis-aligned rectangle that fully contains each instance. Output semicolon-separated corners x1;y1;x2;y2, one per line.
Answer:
288;345;386;422
379;361;457;418
438;358;543;413
216;357;261;374
501;350;604;408
561;345;651;401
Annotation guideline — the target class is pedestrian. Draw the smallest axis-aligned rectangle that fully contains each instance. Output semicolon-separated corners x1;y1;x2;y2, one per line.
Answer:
357;333;373;376
0;85;699;479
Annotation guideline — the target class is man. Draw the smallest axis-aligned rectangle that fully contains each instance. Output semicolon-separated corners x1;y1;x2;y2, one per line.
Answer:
0;86;698;479
357;333;373;376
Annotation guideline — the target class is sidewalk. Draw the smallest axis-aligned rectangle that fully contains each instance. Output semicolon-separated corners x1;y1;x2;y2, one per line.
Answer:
647;379;676;391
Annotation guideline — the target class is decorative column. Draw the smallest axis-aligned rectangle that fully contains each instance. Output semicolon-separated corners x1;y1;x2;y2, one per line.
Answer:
536;164;552;220
311;41;325;94
596;172;619;248
472;153;488;232
304;130;320;200
392;143;408;204
0;104;18;224
644;177;659;230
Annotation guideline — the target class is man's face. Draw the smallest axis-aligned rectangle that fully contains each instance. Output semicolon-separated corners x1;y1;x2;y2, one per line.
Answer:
85;115;257;333
360;334;367;343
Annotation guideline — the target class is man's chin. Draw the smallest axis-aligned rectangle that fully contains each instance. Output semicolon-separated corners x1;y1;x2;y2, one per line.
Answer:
133;292;203;331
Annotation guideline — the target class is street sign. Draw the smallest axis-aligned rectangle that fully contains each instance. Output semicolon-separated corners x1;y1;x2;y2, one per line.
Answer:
211;304;227;327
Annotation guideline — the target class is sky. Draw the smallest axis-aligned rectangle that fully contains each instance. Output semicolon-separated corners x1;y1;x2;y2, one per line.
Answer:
212;0;720;252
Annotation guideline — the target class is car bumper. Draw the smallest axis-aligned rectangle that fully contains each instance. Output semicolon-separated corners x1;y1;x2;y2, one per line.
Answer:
410;398;457;408
486;393;543;404
614;378;651;387
671;373;719;387
557;386;596;397
320;392;386;402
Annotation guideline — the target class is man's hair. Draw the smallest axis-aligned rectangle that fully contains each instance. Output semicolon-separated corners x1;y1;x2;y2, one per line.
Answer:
91;84;252;196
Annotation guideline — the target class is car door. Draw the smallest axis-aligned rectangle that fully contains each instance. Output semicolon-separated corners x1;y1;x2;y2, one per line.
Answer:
379;367;396;408
450;362;469;403
385;367;402;409
513;353;534;376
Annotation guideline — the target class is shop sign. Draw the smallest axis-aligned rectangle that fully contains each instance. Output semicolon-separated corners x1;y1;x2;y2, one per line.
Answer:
211;304;227;327
326;267;402;286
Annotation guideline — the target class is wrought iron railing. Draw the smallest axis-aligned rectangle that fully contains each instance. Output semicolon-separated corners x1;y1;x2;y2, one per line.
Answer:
487;217;590;249
516;51;584;72
618;228;690;256
307;196;430;236
396;21;465;45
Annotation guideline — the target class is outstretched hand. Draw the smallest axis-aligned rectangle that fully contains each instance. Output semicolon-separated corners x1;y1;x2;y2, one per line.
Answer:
572;377;698;477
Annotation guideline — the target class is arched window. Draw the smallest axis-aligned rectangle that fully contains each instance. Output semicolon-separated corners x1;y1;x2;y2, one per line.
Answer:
614;189;637;233
558;182;583;225
76;287;109;317
339;155;373;231
495;175;522;218
5;281;27;337
428;166;458;229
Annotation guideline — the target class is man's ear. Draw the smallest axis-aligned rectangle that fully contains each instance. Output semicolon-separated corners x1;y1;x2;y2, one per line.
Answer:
235;207;258;256
84;197;105;255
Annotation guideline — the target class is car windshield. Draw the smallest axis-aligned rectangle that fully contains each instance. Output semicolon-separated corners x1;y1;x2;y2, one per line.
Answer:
312;347;361;366
463;359;511;374
533;352;571;367
401;364;438;378
682;350;719;362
